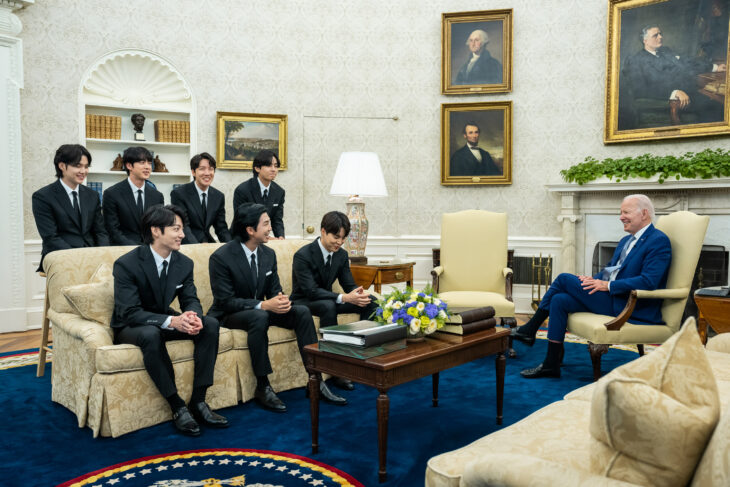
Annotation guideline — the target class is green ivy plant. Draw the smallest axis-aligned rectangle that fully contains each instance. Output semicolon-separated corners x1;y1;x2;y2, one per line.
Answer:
560;148;730;185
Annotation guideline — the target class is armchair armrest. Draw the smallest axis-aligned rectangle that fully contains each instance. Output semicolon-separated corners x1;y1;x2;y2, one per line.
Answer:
504;267;514;301
604;287;689;331
431;266;444;292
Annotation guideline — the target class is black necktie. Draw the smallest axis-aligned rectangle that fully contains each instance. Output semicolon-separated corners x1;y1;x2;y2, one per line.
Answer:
201;193;208;223
136;189;144;216
160;260;168;297
262;189;268;203
325;254;332;275
71;190;81;224
250;253;258;292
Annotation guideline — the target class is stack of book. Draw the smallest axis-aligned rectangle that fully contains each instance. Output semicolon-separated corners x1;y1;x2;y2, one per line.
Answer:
318;320;407;359
439;306;496;335
85;114;121;139
154;120;190;143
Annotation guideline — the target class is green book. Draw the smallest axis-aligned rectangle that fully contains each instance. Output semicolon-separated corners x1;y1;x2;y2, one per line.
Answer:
319;320;399;335
318;339;406;359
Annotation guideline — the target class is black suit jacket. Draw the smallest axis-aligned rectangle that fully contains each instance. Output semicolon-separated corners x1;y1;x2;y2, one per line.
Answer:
103;179;164;245
32;180;110;271
110;245;203;329
232;177;285;238
171;182;231;244
454;50;503;85
208;239;283;321
450;145;501;177
290;238;357;302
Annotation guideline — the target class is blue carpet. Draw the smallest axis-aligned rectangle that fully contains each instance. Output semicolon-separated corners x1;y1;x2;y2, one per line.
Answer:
0;337;639;486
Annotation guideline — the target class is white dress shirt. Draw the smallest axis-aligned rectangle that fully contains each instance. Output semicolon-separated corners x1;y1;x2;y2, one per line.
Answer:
150;246;172;329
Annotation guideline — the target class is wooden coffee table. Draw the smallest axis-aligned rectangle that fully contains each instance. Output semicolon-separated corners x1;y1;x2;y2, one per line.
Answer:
304;327;510;482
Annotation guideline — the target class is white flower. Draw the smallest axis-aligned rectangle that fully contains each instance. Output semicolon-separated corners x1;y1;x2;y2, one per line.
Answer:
426;319;438;334
433;298;442;306
385;300;393;309
387;315;393;324
416;302;425;312
409;318;421;334
410;293;418;301
423;295;432;303
393;301;403;309
438;310;447;319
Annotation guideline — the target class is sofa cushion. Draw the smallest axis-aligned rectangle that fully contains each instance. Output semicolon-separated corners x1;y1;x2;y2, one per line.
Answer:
438;291;515;317
96;327;233;373
706;332;730;354
588;319;720;487
61;264;115;325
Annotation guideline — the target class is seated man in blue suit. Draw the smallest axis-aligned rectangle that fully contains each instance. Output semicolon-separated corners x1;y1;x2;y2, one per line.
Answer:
512;194;672;378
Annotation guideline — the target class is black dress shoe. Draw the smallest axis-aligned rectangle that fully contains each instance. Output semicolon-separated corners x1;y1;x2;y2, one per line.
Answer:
510;326;536;346
330;377;355;390
520;363;561;379
190;401;229;428
172;406;201;436
254;385;287;413
319;381;347;405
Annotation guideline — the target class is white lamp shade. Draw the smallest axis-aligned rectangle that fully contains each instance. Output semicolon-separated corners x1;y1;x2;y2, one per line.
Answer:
329;152;388;197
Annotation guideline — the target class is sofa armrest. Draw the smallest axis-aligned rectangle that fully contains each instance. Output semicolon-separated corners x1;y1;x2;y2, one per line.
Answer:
461;454;639;487
47;309;114;349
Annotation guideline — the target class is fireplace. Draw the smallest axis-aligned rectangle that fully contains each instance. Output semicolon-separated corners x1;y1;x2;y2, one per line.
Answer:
592;242;728;319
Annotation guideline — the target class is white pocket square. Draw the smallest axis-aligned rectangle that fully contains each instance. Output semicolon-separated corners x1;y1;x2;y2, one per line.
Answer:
273;204;279;207
176;284;183;289
266;271;273;276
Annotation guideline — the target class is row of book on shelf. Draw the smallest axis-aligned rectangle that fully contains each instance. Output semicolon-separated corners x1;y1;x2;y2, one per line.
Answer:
86;114;122;140
318;306;496;359
154;120;190;143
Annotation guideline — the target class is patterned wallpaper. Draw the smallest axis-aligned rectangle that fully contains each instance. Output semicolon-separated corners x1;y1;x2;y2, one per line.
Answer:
18;0;730;240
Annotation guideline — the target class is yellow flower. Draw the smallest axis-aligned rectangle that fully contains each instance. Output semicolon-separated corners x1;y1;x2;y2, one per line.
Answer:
420;315;430;326
407;307;419;317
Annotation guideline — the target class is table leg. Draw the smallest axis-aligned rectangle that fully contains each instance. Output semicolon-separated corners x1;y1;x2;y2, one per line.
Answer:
377;390;389;483
495;351;505;425
432;372;439;407
309;373;320;453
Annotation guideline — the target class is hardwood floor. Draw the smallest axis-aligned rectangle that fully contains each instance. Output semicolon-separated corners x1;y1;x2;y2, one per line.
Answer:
0;329;49;354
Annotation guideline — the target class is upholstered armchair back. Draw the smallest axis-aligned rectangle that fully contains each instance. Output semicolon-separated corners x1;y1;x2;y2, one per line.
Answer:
654;211;709;332
439;210;508;294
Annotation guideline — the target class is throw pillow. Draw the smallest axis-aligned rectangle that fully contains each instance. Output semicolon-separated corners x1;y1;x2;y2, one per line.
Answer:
61;264;115;325
588;318;720;487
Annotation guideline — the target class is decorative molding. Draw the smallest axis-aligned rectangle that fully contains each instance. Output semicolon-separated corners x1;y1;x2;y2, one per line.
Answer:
0;0;32;37
547;177;730;194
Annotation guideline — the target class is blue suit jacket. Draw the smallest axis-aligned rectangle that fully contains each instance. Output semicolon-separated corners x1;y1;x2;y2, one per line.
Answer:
593;224;672;325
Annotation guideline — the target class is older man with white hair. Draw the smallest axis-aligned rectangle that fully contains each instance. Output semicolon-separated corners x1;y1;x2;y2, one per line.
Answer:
454;29;503;85
512;194;672;378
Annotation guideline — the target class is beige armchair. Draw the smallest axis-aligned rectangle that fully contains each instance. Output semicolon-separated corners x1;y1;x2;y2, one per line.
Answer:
567;210;709;380
431;210;516;330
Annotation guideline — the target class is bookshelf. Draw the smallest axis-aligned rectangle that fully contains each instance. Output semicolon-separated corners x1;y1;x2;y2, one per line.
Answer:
78;49;196;200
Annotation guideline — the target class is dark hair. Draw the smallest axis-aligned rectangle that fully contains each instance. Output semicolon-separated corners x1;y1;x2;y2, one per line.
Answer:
142;204;187;245
462;121;480;134
53;144;92;178
320;211;350;238
252;150;281;176
230;203;268;242
190;152;217;171
123;146;153;175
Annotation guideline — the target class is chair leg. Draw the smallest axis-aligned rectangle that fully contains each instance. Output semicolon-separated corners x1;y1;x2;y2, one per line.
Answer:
501;317;517;358
637;344;645;356
588;342;609;382
36;279;51;378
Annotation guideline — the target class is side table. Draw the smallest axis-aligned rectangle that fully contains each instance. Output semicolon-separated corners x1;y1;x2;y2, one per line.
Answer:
350;261;415;293
694;293;730;345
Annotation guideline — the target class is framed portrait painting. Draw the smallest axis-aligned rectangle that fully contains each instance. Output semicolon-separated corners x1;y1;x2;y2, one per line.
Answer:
442;9;513;95
441;101;512;186
216;112;288;170
605;0;730;143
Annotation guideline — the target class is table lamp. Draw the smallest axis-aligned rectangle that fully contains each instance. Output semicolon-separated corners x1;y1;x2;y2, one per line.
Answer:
329;152;388;263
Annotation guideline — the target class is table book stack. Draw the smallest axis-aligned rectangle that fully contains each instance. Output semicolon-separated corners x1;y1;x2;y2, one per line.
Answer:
439;306;496;335
319;321;407;359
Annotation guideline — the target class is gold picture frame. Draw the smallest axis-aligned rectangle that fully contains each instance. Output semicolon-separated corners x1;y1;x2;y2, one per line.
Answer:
216;112;288;170
442;9;513;95
441;101;512;186
604;0;730;143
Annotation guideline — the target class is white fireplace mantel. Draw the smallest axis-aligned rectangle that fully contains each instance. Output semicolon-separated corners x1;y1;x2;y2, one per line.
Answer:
546;178;730;274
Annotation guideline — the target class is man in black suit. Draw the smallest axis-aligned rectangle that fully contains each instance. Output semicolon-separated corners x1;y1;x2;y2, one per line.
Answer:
103;146;164;245
232;150;285;238
291;211;378;391
619;25;726;129
208;203;346;412
111;205;228;436
171;152;231;244
32;144;109;271
450;122;501;177
454;29;503;85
